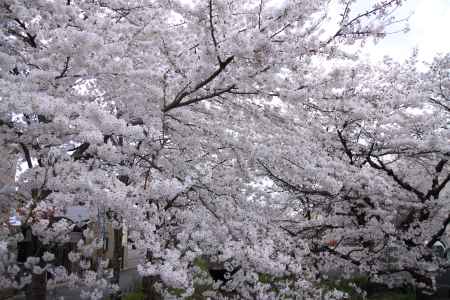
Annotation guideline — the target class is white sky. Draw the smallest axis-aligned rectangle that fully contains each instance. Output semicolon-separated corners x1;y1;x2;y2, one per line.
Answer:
361;0;450;63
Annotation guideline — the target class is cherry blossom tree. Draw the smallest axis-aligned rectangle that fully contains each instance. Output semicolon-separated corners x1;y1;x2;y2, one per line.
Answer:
256;52;450;296
0;0;413;299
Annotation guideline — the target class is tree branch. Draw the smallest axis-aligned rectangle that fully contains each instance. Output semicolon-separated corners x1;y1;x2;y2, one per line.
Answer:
55;56;71;80
163;56;234;112
366;155;426;201
208;0;221;64
13;18;37;48
428;97;450;112
20;143;33;169
258;0;263;31
71;142;90;161
337;128;354;165
258;159;335;198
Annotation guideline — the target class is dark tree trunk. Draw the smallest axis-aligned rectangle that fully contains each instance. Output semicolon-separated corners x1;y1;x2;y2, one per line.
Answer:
20;226;47;300
142;250;162;300
110;227;123;300
142;275;162;300
25;272;47;300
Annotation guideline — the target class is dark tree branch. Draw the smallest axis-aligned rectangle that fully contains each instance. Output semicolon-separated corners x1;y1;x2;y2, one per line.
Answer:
428;96;450;112
258;0;263;31
366;156;426;201
280;226;297;237
426;158;450;199
20;143;33;169
13;18;37;48
428;173;450;200
194;56;234;90
208;0;221;64
312;245;361;266
279;224;344;237
163;56;234;112
337;128;354;165
163;186;194;211
55;57;71;80
426;214;450;248
166;85;235;111
339;0;352;26
325;0;399;45
71;142;90;161
270;23;291;39
134;154;163;172
258;159;335;198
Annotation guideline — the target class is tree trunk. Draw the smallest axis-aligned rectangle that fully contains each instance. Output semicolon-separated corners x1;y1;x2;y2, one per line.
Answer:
110;227;123;300
142;250;162;300
20;226;47;300
25;272;47;300
142;275;162;300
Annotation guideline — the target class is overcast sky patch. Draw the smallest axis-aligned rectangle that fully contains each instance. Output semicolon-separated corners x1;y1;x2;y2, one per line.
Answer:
363;0;450;62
